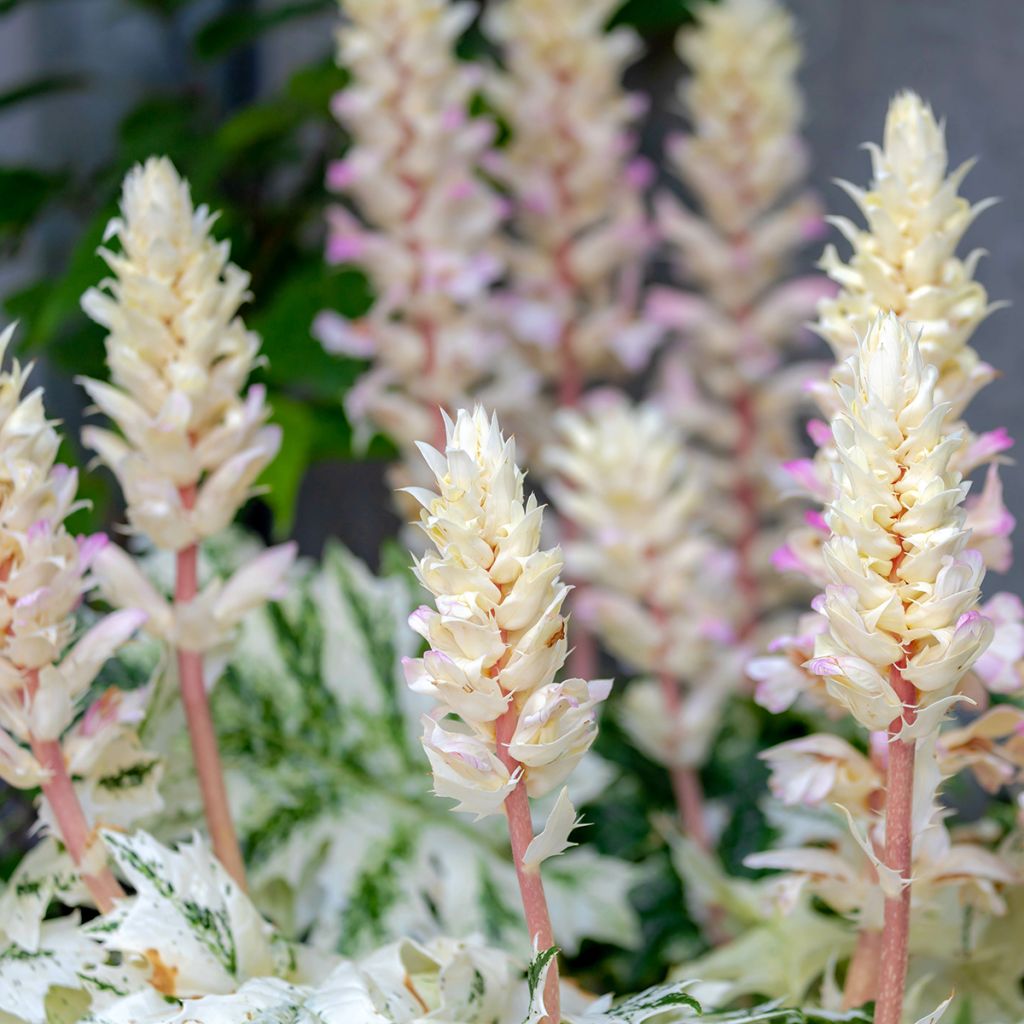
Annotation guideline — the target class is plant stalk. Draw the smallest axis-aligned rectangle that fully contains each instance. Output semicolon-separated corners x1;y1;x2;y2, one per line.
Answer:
30;735;125;913
496;698;560;1024
174;486;248;890
875;667;917;1024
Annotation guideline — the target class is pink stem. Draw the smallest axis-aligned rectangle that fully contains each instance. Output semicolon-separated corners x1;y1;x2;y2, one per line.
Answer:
876;667;917;1024
31;735;124;913
174;486;248;890
495;700;560;1024
656;670;711;850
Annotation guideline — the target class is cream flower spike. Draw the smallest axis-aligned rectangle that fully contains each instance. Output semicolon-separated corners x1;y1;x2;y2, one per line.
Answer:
406;406;610;1024
546;392;739;847
318;0;510;468
809;313;992;732
80;156;281;551
817;91;1000;420
406;406;609;802
0;323;145;912
484;0;656;394
80;157;295;890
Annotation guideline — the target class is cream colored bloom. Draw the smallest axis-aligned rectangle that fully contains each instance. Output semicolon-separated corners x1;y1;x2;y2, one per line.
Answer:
318;0;510;468
81;157;280;552
0;326;144;788
407;407;608;813
548;392;737;679
809;313;991;732
660;0;823;310
817;92;997;418
484;0;655;379
761;734;880;811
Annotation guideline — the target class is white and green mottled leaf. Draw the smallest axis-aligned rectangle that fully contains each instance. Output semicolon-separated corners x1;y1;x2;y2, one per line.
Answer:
0;915;148;1023
0;839;88;952
96;830;292;998
138;533;641;961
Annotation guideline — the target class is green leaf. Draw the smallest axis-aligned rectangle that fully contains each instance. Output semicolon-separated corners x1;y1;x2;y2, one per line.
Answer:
0;167;66;238
250;262;370;399
194;0;333;60
0;73;84;114
609;0;697;34
258;394;316;538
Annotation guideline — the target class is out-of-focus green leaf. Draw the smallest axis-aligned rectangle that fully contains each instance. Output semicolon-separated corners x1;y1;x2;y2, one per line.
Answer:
258;395;316;538
194;0;333;60
0;73;83;114
286;60;349;111
610;0;696;34
251;262;371;398
0;167;65;238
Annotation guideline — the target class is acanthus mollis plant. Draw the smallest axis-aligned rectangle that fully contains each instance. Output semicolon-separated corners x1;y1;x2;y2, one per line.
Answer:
0;325;147;915
545;391;741;851
482;0;657;419
404;406;614;1024
745;314;1016;1024
778;91;1014;595
315;0;523;500
77;157;296;888
648;0;833;649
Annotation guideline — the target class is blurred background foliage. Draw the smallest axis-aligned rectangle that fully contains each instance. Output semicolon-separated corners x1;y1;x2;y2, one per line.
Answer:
0;0;696;547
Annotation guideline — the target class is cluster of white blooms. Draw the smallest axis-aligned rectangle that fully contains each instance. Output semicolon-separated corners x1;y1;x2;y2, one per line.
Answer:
0;325;145;789
808;314;991;732
547;392;740;769
317;0;521;472
781;92;1014;586
405;407;609;817
484;0;657;393
649;0;832;640
763;92;1024;711
749;733;1019;933
80;158;294;652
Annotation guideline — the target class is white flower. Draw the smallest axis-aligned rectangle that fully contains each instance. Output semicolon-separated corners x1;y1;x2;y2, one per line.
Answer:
91;539;296;653
483;0;653;380
319;0;508;490
508;678;610;797
0;325;144;780
421;716;519;819
817;92;997;420
81;157;280;552
407;407;609;814
810;314;991;732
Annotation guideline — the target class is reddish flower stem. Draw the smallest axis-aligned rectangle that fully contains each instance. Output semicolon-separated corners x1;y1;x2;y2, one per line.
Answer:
656;669;711;851
495;699;560;1024
175;485;248;890
876;667;917;1024
30;735;125;912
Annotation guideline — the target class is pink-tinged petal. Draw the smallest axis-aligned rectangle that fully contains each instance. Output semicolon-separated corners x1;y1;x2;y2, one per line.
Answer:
77;532;109;569
325;159;357;191
804;510;828;533
800;215;830;243
964;427;1014;468
807;656;840;677
312;311;375;358
440;105;466;132
771;544;804;574
625;156;654;190
782;458;824;496
806;418;832;447
326;234;366;264
644;287;714;331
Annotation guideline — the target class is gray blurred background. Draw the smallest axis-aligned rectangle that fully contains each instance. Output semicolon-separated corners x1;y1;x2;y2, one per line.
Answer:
1;0;1022;592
